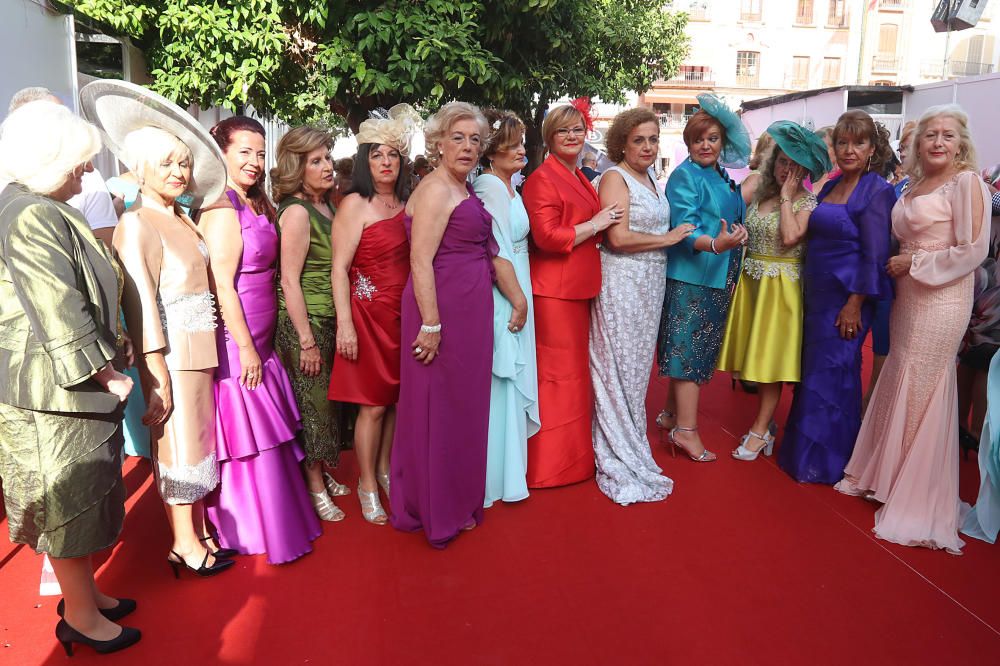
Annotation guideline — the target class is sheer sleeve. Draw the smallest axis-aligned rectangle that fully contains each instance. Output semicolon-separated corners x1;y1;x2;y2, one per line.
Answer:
523;170;575;254
474;175;515;263
2;203;116;387
847;174;895;298
911;171;991;287
665;166;707;254
113;213;167;354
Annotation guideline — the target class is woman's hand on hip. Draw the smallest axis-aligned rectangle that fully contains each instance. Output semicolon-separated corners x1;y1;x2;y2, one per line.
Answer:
885;254;911;278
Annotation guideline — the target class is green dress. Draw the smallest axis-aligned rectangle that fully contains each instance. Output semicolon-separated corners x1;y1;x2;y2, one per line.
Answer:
274;197;350;465
0;184;126;558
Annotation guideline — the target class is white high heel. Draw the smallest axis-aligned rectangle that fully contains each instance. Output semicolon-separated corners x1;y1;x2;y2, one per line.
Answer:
732;430;775;461
358;483;388;525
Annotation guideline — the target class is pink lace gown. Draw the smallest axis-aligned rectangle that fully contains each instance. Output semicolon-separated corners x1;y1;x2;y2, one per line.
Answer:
836;171;991;553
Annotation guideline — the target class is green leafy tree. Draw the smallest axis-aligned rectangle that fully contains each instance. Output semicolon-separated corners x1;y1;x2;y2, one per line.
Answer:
61;0;688;169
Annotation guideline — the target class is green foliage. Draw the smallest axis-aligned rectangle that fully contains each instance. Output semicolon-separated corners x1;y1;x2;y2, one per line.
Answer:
61;0;688;153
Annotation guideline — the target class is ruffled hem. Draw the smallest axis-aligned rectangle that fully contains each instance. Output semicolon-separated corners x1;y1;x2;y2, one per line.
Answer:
214;355;301;461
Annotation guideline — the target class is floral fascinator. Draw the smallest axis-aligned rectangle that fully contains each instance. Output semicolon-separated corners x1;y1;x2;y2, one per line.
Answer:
767;120;833;181
696;93;752;169
355;103;423;155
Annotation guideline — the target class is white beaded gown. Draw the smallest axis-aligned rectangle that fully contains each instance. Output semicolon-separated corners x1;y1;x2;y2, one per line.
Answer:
590;166;674;505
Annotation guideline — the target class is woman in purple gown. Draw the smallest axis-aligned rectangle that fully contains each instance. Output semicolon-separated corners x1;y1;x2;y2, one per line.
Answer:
778;111;896;483
201;117;320;563
389;102;496;548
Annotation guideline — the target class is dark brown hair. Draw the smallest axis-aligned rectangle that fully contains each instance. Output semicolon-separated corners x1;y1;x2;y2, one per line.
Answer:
832;110;893;175
480;108;525;167
210;115;275;221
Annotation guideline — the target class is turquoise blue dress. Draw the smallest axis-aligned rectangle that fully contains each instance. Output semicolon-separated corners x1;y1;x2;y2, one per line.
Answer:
473;174;540;507
105;176;150;458
963;349;1000;543
657;158;745;384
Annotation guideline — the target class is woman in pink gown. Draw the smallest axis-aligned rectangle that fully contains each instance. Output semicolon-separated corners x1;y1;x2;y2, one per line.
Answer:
836;105;990;554
201;117;320;564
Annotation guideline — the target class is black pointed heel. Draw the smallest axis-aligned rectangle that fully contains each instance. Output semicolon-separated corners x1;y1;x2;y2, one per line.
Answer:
55;619;141;656
199;535;239;559
167;549;234;579
56;598;136;622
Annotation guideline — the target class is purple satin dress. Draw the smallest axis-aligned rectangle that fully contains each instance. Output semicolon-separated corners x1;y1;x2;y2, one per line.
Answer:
390;186;497;548
778;173;895;483
206;190;321;563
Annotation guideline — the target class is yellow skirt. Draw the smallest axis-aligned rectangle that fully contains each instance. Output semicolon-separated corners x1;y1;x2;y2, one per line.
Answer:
717;261;803;384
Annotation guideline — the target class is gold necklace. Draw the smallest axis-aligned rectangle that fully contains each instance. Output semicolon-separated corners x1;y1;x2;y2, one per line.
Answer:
375;193;401;209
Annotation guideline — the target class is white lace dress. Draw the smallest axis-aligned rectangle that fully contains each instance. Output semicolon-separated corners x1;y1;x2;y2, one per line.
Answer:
590;166;674;505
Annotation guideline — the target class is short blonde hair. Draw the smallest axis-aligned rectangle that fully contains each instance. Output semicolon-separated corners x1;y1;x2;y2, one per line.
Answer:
424;102;489;163
0;101;101;195
122;126;193;187
904;105;977;185
541;105;585;149
270;125;334;203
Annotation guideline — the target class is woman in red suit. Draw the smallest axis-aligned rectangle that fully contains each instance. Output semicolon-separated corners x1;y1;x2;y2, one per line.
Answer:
522;105;621;487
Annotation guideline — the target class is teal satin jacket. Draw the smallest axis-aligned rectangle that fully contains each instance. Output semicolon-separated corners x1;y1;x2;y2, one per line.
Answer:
665;158;746;290
0;183;122;414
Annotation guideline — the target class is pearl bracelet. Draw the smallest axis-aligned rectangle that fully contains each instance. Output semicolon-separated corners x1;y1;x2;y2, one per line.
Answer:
589;220;598;237
420;323;442;334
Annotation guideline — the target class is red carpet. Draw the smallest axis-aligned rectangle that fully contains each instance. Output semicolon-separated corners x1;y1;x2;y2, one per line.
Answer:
2;363;999;665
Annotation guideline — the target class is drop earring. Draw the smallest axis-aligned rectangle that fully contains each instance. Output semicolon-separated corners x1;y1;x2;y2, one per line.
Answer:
866;154;873;171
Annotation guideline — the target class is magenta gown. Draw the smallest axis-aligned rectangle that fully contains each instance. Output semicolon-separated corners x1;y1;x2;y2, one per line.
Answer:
206;191;321;564
389;186;497;548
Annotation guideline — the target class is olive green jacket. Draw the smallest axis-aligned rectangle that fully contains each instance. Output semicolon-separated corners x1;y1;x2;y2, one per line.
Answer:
0;183;121;414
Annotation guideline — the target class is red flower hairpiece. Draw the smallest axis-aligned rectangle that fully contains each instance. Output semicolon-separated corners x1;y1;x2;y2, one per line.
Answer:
570;97;594;132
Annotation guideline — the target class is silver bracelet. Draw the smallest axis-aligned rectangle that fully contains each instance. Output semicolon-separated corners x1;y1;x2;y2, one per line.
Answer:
588;220;598;237
710;237;720;254
420;323;442;334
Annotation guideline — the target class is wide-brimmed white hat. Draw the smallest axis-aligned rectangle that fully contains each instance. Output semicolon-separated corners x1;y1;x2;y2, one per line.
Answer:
80;80;226;207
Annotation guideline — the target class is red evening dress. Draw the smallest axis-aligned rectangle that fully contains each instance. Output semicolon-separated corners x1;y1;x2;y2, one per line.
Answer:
328;210;410;406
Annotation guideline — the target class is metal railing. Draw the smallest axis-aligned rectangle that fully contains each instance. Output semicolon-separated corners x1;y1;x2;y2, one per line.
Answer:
658;114;694;128
686;6;709;20
740;11;762;21
736;73;761;87
920;59;995;78
878;0;907;8
871;55;901;73
676;68;712;82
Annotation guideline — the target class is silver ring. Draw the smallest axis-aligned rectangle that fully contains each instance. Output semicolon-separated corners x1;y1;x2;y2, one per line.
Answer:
414;346;423;354
847;328;854;333
512;326;519;332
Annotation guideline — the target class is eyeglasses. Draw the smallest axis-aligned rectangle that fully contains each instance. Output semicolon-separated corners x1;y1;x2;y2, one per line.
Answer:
554;127;587;139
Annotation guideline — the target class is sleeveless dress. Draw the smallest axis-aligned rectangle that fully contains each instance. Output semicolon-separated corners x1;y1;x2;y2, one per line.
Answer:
838;172;990;553
473;174;540;508
778;173;895;483
389;185;498;548
591;167;674;505
717;194;816;383
205;191;321;564
274;198;350;465
327;209;410;406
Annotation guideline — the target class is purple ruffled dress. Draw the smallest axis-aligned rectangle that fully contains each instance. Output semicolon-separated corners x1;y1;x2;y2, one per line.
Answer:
205;191;321;564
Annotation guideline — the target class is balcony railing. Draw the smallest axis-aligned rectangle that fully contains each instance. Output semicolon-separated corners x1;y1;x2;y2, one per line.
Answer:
686;6;709;20
658;114;693;128
740;11;762;21
735;73;761;87
785;76;810;90
677;69;712;82
920;59;995;78
871;55;901;73
878;0;907;8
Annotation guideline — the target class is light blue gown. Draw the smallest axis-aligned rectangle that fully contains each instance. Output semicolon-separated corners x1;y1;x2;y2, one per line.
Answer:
962;350;1000;543
105;176;150;458
473;174;540;507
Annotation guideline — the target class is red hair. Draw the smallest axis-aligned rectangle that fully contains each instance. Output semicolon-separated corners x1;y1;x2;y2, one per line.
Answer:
682;111;725;149
210;116;275;221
